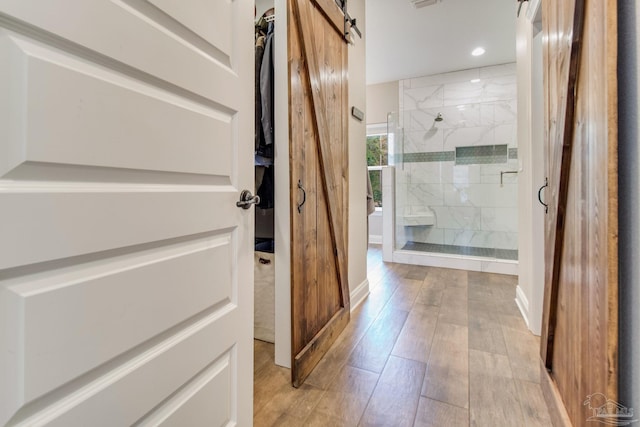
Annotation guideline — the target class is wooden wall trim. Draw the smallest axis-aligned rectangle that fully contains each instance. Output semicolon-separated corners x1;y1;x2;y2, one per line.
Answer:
540;0;587;368
540;360;573;427
605;0;619;400
291;0;350;308
342;29;349;274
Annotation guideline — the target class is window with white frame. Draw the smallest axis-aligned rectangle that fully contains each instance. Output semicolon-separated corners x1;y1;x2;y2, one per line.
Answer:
366;124;388;208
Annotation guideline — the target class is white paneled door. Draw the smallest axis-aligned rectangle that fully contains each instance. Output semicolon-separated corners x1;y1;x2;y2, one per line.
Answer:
0;1;254;426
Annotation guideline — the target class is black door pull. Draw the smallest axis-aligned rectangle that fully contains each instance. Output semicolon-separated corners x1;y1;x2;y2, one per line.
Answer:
297;180;306;213
538;178;549;214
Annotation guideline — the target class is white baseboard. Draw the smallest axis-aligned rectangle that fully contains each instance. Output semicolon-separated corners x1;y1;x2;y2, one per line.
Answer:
350;278;370;311
515;285;530;329
392;250;518;275
481;260;519;275
368;235;382;245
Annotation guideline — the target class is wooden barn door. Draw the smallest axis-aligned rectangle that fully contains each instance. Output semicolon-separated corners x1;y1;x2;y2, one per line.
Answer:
540;0;618;424
288;0;350;387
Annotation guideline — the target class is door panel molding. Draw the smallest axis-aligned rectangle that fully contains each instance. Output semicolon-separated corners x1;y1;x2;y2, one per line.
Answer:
0;1;253;424
0;0;243;106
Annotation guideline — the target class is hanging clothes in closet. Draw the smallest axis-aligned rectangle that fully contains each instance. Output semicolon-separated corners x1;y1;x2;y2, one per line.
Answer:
255;10;274;165
255;10;275;252
255;21;266;155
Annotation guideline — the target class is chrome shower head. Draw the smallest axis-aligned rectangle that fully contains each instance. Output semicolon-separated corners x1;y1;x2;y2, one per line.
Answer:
434;113;443;122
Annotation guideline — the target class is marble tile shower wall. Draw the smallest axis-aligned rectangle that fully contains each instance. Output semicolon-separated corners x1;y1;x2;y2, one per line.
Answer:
397;63;518;251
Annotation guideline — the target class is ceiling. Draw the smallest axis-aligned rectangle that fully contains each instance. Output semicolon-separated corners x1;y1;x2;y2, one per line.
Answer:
364;0;518;84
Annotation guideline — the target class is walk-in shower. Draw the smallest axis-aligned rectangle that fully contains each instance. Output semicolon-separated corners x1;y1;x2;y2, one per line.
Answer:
388;63;519;273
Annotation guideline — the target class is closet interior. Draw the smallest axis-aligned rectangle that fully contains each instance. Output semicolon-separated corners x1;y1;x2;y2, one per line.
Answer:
254;4;276;345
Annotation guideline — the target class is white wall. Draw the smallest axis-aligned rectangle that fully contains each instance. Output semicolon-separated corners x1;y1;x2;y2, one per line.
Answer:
348;0;370;308
515;12;532;332
530;29;544;334
368;210;382;244
366;81;399;124
514;1;545;336
255;0;273;19
273;0;290;367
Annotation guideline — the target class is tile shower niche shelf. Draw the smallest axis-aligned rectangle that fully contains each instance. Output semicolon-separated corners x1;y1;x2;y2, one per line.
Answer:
399;208;436;226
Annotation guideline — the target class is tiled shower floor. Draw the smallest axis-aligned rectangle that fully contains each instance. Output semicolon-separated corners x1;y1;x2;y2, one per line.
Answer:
402;241;519;261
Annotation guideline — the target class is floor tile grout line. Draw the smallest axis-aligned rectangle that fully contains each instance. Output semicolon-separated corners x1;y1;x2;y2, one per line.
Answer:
500;321;530;427
355;359;385;426
418;284;445;402
356;265;427;427
355;342;427;426
418;395;470;411
298;387;328;426
466;270;472;427
347;280;412;375
318;249;395;381
254;247;551;426
313;265;410;394
409;352;429;427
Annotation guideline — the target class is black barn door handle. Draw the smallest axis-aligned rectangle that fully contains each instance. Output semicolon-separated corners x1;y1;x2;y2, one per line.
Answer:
538;177;549;214
297;180;306;213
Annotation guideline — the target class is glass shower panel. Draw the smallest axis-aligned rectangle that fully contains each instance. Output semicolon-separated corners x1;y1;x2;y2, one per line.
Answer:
392;64;519;261
387;112;408;252
386;111;401;169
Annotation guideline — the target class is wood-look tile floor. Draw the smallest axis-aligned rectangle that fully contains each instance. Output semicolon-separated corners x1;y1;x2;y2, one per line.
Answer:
253;245;552;426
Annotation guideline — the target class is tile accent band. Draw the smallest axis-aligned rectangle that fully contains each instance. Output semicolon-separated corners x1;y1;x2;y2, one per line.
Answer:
394;147;518;164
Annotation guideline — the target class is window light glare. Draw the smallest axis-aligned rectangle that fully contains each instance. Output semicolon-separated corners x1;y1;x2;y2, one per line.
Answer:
470;78;481;83
471;47;485;56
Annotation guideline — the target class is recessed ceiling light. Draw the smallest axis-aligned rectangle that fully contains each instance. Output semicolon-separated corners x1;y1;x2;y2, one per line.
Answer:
470;78;481;83
471;47;485;56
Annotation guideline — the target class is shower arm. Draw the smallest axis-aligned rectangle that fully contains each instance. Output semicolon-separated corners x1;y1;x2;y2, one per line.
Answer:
500;170;519;187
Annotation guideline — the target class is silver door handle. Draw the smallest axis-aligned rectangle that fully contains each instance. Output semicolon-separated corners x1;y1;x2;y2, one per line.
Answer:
236;190;260;209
